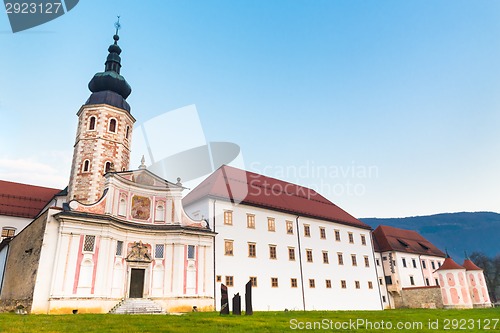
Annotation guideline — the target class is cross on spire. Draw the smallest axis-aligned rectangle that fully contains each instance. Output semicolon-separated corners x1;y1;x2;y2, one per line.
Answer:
114;16;121;36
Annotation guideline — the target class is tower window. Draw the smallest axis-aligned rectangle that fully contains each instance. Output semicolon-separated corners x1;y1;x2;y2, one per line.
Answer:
125;126;130;139
108;118;117;133
88;116;96;130
105;161;112;173
82;159;90;172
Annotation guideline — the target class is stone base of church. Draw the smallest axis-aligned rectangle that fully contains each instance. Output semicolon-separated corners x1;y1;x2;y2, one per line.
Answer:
31;296;215;314
152;296;214;313
443;304;474;309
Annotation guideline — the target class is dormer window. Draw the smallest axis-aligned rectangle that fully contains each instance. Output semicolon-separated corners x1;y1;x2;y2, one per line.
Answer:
418;242;430;251
82;159;90;172
88;116;96;130
397;239;409;248
108;118;117;133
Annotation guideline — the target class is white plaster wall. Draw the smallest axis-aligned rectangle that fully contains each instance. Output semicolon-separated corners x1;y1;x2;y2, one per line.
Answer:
186;198;382;311
0;215;32;241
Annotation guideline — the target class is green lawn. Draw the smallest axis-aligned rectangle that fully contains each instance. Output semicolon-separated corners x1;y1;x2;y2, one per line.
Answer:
0;308;498;332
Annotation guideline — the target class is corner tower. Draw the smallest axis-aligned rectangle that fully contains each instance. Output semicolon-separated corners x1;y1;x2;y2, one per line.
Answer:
68;22;135;203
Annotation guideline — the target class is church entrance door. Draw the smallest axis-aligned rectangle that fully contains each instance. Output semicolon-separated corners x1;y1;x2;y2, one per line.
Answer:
129;268;145;298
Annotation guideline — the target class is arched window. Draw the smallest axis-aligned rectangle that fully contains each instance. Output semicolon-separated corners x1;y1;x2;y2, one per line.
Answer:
108;118;117;133
82;159;90;172
125;126;130;139
118;198;127;216
155;203;165;222
88;116;96;130
105;161;112;173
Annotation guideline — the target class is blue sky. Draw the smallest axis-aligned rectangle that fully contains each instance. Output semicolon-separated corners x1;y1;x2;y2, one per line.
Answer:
1;0;499;218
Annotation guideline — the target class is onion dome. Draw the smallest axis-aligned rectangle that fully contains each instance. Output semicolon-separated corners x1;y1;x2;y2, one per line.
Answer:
86;19;132;111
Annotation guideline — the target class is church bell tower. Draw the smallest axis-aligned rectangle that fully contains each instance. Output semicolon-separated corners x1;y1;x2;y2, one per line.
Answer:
68;20;135;204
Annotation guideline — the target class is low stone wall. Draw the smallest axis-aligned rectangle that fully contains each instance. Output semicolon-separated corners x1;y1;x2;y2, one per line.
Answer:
393;286;443;309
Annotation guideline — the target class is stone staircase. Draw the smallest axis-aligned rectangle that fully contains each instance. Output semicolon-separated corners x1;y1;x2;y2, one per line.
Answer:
109;298;165;314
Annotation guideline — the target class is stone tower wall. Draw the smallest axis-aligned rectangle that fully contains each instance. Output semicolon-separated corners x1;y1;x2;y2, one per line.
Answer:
67;104;134;204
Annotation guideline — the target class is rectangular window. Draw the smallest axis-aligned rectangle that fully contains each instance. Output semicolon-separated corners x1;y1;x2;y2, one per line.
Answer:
1;228;15;238
337;253;344;265
376;259;380;266
379;278;383;285
250;276;257;287
226;276;234;287
341;280;347;289
364;256;370;267
116;240;123;256
286;220;294;234
348;232;354;244
402;258;407;268
216;275;222;282
410;276;415;286
368;281;373;289
288;247;296;261
247;214;255;229
267;217;275;231
269;245;277;259
351;254;357;266
361;234;366;245
224;240;233;256
435;278;439;286
382;296;386;303
322;251;329;264
306;249;313;262
319;227;326;239
355;281;360;289
224;211;233;225
425;278;430;286
431;261;436;270
83;235;96;252
309;279;315;288
325;279;332;288
422;260;427;269
271;277;279;288
335;230;341;241
188;245;195;259
438;261;442;267
291;278;298;288
385;276;393;285
412;258;417;268
155;244;165;259
248;243;256;258
304;225;310;237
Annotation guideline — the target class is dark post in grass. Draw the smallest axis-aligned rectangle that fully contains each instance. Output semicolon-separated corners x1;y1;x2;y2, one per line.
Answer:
220;284;230;315
232;293;241;315
245;280;253;315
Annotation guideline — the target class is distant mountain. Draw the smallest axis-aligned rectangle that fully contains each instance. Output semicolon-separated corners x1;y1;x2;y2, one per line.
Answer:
361;212;500;260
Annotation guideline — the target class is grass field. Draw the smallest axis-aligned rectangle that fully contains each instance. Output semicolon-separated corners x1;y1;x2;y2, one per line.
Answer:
0;308;499;332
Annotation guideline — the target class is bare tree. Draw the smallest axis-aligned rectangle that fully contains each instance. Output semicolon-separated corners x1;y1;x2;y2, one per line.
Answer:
470;252;498;303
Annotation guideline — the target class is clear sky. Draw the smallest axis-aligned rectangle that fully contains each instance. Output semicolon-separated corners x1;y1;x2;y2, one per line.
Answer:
1;0;499;218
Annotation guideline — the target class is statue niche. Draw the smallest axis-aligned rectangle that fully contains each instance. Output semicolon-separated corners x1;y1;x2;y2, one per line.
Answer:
126;241;152;263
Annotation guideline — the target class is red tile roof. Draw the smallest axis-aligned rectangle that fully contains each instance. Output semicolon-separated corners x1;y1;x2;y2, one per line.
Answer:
0;180;61;218
182;165;371;229
436;257;465;271
372;225;445;257
462;259;482;271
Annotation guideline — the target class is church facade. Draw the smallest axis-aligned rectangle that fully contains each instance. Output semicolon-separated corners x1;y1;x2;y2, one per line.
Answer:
0;31;214;314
